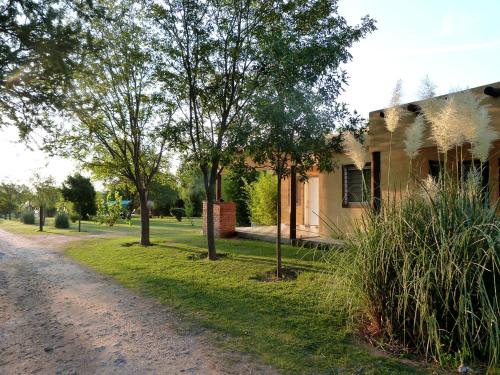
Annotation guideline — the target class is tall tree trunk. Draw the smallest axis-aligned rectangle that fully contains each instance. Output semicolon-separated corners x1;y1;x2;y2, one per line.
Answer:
139;190;150;246
202;165;218;261
276;175;282;278
289;165;297;244
39;204;44;232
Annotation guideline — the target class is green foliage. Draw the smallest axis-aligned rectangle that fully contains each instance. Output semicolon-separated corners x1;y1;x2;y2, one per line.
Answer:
0;0;85;134
61;174;97;219
149;172;179;216
20;210;35;225
221;160;257;226
170;207;184;222
96;192;123;227
31;174;60;209
244;173;277;226
342;175;499;369
177;165;205;217
54;212;70;229
0;182;30;218
70;213;80;223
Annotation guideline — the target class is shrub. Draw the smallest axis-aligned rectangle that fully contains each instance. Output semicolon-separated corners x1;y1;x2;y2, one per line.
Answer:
96;192;123;226
70;213;80;223
20;210;35;224
170;207;184;222
244;172;277;226
341;175;499;369
54;212;70;229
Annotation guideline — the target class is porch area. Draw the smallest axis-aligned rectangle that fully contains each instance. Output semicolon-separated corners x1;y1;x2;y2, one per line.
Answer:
235;225;343;248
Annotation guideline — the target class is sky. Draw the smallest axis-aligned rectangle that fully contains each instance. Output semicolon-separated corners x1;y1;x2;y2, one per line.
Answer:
1;0;500;187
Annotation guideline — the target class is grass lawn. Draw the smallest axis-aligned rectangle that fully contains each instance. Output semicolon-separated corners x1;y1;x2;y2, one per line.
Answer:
0;217;427;374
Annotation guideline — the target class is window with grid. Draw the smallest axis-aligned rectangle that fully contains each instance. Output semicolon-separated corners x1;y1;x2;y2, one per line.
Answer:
342;164;371;206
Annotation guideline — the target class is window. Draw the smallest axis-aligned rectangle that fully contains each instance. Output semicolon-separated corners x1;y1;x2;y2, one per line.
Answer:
342;164;371;206
428;160;443;180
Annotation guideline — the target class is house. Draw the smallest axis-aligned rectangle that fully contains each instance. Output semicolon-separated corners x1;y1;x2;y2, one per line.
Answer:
280;81;500;238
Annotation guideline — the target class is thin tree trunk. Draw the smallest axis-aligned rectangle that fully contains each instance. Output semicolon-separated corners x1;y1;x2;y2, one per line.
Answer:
202;165;218;261
139;190;150;246
206;195;216;260
276;174;282;278
289;165;297;244
78;205;81;232
39;204;44;232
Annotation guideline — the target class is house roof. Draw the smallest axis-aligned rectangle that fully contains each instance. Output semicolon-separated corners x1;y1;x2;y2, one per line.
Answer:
369;81;500;117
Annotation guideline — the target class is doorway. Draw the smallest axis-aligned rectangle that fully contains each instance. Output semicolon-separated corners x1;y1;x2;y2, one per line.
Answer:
304;176;319;227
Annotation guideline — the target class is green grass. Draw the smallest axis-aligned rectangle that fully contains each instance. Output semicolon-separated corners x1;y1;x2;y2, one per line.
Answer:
0;216;427;374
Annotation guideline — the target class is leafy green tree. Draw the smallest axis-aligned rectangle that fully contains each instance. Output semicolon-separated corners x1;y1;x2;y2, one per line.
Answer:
153;0;278;259
177;164;205;218
0;0;92;135
243;172;277;226
249;1;375;277
61;173;97;232
149;172;178;217
0;182;30;219
31;174;59;231
53;1;174;245
221;158;257;226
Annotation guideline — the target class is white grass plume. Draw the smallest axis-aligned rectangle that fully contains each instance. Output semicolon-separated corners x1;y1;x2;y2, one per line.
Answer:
384;80;403;133
343;132;369;171
420;97;459;154
404;115;425;159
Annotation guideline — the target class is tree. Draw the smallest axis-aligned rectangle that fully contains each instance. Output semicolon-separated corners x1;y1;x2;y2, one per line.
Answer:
249;1;375;277
177;163;207;218
0;0;92;136
221;157;257;226
153;0;292;259
61;173;96;232
149;172;179;217
0;182;29;219
31;174;59;231
54;1;174;245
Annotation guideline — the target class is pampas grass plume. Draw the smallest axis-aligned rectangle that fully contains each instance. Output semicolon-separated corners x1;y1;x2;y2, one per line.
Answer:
343;132;369;171
404;115;425;159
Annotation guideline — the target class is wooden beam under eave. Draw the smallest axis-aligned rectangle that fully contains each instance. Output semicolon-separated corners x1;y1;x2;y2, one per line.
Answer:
484;86;500;98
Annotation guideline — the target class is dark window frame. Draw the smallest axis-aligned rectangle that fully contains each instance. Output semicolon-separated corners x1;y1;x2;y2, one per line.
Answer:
342;163;371;208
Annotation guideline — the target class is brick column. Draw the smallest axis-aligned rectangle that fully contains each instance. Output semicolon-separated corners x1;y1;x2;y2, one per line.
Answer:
202;201;236;238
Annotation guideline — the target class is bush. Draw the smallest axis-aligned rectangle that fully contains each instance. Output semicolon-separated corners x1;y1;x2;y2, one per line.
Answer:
341;175;499;369
54;212;70;229
170;207;184;222
244;172;277;225
20;210;35;224
70;213;80;223
96;192;123;226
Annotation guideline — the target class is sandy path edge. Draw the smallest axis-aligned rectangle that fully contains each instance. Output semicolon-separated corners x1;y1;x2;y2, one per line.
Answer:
0;229;278;375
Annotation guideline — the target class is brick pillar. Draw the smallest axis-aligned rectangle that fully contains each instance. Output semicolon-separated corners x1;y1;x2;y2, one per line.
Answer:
202;201;236;238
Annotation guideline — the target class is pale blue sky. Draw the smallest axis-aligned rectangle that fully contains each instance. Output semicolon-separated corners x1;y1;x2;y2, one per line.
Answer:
1;0;499;185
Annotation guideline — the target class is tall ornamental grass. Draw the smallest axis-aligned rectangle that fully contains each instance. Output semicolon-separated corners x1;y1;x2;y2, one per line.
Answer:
344;175;499;368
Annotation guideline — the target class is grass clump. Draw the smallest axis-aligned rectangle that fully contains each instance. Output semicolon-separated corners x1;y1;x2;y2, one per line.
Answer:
343;175;499;369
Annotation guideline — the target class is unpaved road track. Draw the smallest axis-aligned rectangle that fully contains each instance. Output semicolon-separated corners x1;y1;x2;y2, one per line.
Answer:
0;229;276;375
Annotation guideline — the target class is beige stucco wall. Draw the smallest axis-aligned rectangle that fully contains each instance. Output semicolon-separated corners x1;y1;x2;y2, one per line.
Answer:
279;82;500;238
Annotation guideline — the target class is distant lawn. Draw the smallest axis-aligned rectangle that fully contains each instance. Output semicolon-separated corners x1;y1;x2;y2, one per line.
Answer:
3;216;423;374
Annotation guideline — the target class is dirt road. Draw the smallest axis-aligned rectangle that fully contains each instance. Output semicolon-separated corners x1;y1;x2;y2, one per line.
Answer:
0;229;276;375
